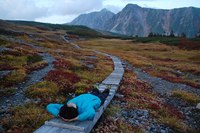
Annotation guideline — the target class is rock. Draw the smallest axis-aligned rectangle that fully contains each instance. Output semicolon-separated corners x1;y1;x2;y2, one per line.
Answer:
25;99;31;103
143;110;149;117
196;103;200;109
161;129;166;133
115;93;124;98
0;125;3;132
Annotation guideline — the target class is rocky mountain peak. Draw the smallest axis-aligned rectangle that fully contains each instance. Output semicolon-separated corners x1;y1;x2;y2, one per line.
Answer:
100;8;110;13
123;4;141;10
70;4;200;37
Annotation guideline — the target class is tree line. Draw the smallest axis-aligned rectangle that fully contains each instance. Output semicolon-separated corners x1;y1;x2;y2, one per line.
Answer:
147;30;200;38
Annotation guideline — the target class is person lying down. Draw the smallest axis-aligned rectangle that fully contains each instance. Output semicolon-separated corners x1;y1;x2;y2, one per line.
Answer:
46;88;110;122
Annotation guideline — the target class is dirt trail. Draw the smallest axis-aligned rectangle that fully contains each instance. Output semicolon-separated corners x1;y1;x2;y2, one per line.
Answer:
133;67;200;95
123;61;200;131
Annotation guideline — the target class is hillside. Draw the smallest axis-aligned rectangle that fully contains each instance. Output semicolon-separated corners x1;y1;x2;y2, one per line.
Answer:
7;20;102;38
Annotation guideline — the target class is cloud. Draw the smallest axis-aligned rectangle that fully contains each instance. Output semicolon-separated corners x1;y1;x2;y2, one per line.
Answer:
0;0;47;20
50;0;103;15
0;0;103;22
122;0;157;2
35;14;77;24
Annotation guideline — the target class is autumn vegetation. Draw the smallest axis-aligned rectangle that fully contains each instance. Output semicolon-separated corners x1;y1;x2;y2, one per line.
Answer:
0;20;112;132
1;20;200;132
77;38;200;88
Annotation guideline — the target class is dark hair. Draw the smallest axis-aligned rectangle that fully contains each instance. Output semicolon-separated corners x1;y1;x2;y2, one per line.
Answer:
59;104;78;119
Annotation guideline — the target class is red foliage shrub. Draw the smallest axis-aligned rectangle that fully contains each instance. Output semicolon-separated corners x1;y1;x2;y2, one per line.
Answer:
2;50;23;56
67;34;79;39
179;38;200;50
45;70;80;84
134;80;152;92
25;62;48;74
0;65;15;70
44;70;80;94
163;104;184;119
119;87;132;96
53;59;73;70
158;72;200;89
148;102;161;110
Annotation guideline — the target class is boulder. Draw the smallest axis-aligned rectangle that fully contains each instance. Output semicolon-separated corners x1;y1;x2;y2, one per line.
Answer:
196;103;200;109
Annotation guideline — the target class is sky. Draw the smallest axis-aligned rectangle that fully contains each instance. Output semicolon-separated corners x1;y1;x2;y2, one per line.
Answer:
0;0;200;24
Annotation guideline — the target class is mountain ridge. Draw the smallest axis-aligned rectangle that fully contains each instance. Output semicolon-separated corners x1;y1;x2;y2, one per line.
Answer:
70;8;115;30
70;4;200;37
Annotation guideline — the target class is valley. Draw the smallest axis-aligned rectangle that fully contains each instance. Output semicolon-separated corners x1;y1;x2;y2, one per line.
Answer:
0;20;200;132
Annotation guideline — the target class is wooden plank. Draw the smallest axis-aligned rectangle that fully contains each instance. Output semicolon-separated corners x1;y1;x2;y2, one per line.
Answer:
109;72;124;76
34;125;54;133
103;80;120;84
59;129;84;133
45;127;64;133
110;85;118;90
104;76;122;81
45;121;85;131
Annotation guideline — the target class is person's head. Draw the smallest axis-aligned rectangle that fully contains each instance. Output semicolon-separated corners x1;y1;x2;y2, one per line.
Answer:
59;104;78;120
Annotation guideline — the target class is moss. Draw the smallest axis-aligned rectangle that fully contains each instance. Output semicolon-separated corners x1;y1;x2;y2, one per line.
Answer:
0;37;9;46
0;87;16;97
25;81;59;99
171;90;200;105
74;82;90;94
1;103;51;132
159;117;188;132
26;61;48;73
27;55;43;63
0;55;28;69
5;69;26;84
104;105;120;117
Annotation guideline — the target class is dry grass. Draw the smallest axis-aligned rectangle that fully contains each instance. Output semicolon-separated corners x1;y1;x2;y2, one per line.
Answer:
77;38;200;87
1;104;51;133
171;90;200;104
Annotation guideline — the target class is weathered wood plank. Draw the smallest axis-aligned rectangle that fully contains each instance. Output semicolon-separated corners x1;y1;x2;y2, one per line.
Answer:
34;125;54;133
45;121;85;131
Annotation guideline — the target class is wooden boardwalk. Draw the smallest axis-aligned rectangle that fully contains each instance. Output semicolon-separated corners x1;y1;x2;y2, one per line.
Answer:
34;38;124;133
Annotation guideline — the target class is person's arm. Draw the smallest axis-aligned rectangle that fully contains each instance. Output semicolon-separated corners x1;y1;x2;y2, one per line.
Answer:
46;103;64;117
78;109;95;121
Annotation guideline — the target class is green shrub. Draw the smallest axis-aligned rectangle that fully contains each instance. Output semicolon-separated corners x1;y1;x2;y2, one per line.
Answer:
5;69;26;84
0;55;27;69
0;37;9;46
74;82;90;94
1;103;51;132
104;105;120;117
172;89;200;104
0;87;16;97
26;81;58;99
27;55;43;64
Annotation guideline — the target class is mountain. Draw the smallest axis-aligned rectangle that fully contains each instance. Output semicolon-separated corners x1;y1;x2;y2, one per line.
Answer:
70;4;200;37
70;8;115;30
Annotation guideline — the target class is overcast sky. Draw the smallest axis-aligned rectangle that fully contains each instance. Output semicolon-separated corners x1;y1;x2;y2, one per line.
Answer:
0;0;200;24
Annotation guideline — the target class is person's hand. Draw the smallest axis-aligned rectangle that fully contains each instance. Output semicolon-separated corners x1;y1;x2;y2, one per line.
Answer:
60;116;78;122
